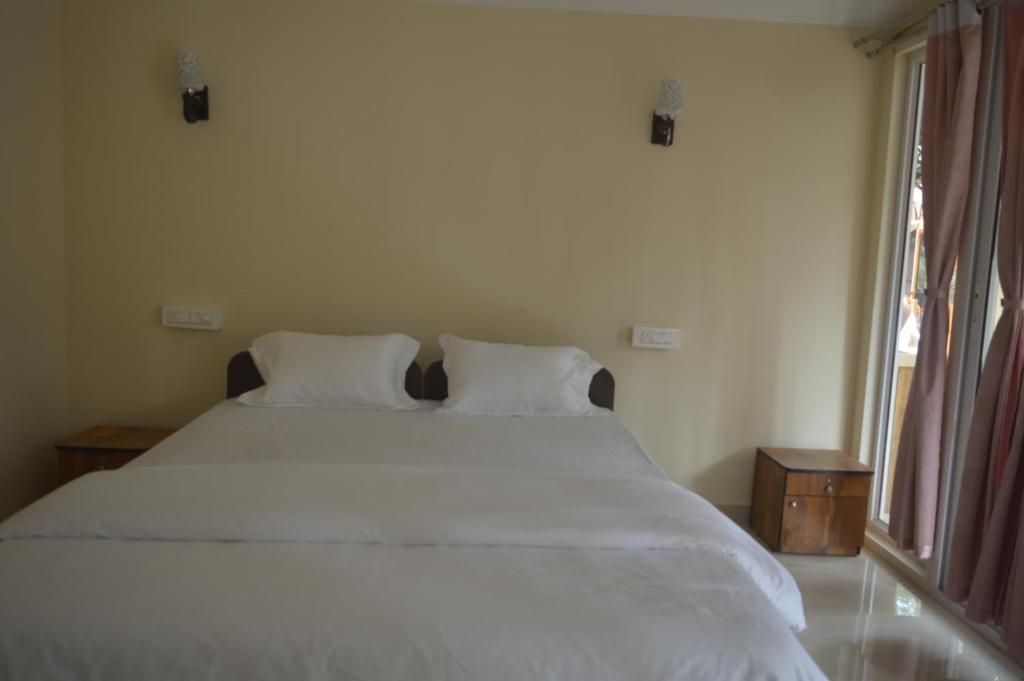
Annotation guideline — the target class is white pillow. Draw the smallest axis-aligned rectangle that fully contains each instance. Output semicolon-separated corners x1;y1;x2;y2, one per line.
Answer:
238;331;420;410
436;335;603;416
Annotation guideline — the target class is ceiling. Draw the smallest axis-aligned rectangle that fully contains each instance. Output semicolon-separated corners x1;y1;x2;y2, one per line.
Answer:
413;0;926;27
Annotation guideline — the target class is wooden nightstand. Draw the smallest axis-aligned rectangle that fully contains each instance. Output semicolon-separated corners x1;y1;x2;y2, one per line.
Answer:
56;426;177;485
750;447;874;556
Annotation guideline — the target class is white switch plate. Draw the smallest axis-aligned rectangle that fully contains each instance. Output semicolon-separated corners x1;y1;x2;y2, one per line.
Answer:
162;305;223;331
632;326;681;350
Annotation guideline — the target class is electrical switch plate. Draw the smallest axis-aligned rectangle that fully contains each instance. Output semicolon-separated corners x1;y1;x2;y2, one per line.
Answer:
162;305;223;331
632;326;681;350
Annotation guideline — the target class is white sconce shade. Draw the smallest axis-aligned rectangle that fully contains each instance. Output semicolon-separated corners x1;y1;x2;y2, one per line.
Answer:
174;51;204;91
654;79;683;120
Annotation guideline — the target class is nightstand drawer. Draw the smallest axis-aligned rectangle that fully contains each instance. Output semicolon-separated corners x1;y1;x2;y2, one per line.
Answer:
785;472;871;498
58;449;140;482
56;426;176;486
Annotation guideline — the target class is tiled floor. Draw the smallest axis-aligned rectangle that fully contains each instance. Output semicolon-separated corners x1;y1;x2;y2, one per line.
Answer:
779;550;1024;681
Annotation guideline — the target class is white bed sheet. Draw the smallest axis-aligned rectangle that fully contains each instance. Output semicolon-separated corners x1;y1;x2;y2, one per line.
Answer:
0;401;825;681
133;399;667;479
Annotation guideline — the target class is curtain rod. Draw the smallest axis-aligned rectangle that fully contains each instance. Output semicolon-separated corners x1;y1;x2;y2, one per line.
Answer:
855;0;1001;57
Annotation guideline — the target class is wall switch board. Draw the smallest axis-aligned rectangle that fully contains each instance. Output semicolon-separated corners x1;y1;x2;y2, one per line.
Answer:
162;305;223;331
632;326;681;350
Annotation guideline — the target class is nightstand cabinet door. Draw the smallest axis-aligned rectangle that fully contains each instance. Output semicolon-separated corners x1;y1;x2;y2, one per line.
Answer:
780;495;869;556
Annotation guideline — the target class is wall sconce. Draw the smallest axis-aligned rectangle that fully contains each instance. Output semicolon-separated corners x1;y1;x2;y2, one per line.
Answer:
651;79;683;147
174;52;209;124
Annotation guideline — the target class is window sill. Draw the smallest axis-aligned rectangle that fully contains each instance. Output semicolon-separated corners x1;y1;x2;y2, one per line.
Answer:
864;524;929;589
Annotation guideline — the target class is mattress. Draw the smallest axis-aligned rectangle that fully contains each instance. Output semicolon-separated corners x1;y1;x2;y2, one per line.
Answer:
0;401;825;681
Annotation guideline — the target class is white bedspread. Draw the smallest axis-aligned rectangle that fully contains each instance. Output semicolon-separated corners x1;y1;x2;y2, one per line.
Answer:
0;405;826;680
0;463;805;632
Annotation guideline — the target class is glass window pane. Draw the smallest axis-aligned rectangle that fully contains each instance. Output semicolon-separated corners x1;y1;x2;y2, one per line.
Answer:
983;202;1004;357
877;59;956;526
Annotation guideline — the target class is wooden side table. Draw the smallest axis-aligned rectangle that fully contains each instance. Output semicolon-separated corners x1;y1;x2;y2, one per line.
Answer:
750;447;874;556
56;426;177;485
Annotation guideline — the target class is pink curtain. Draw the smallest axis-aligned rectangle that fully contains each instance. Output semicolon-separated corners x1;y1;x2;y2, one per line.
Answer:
889;0;983;560
946;0;1024;661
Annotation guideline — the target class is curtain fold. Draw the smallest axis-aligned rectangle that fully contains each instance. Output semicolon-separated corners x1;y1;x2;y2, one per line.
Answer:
946;0;1024;661
889;0;984;559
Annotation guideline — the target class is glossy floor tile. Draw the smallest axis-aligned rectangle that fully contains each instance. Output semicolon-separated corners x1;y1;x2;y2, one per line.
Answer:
778;550;1023;681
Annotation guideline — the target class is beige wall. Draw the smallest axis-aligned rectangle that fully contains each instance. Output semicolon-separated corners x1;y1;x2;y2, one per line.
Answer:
0;0;67;519
851;48;902;469
63;0;884;506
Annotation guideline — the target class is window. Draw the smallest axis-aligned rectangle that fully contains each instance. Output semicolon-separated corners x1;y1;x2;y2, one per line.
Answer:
862;14;1011;651
870;41;1002;565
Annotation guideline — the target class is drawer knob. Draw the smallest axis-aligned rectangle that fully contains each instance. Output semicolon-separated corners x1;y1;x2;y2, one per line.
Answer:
825;485;835;495
789;501;798;509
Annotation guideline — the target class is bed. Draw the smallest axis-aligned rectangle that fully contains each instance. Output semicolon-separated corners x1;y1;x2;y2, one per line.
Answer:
0;353;825;681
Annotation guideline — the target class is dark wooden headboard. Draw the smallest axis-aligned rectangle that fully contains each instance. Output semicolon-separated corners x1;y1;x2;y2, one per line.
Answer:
226;351;424;399
423;361;615;411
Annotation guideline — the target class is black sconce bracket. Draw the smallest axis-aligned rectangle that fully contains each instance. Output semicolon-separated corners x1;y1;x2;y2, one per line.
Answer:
182;86;209;124
651;113;675;147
